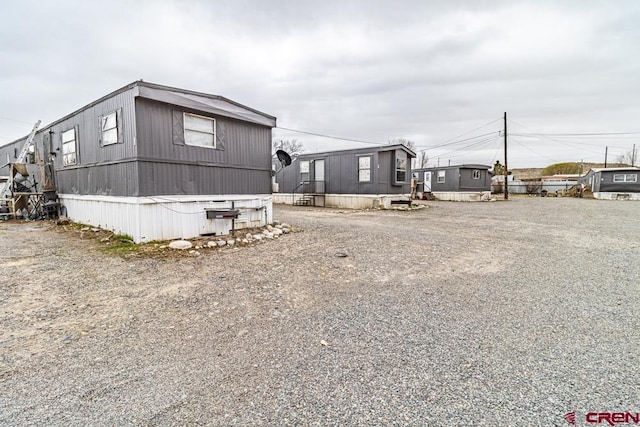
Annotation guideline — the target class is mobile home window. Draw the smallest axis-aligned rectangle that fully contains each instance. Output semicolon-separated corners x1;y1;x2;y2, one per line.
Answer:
358;156;371;182
472;169;481;179
300;160;309;182
184;113;216;148
62;128;77;166
613;173;637;183
437;170;445;183
396;156;407;183
101;111;119;145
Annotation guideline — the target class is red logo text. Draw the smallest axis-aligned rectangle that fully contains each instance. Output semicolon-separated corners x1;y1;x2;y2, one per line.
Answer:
586;412;640;426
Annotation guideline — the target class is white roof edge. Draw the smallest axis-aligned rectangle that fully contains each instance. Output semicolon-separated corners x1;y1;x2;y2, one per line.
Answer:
589;167;640;172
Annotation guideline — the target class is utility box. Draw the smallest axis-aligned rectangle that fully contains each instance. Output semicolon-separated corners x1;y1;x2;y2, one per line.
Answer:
205;209;239;220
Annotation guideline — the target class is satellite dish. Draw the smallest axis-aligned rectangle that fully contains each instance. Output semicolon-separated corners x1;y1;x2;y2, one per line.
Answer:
276;150;292;167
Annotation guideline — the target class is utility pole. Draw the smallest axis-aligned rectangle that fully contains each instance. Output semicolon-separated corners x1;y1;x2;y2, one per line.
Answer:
504;112;508;200
632;144;636;166
604;146;608;168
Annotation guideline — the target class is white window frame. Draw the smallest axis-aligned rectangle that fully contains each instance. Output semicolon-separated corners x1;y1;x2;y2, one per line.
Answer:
472;169;481;179
358;156;372;182
299;160;310;183
184;112;216;148
101;111;118;146
437;170;446;183
62;128;77;166
613;173;637;183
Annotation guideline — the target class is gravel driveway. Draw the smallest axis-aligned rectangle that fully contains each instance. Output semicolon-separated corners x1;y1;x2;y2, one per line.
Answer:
1;197;639;426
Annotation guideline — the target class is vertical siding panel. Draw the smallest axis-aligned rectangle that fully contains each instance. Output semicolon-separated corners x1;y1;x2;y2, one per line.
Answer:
4;87;142;197
135;98;271;196
275;147;415;197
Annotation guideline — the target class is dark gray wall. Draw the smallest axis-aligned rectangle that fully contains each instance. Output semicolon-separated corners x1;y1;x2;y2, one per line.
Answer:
135;98;272;195
579;170;599;192
0;137;42;193
1;91;273;197
580;169;640;193
0;139;27;176
275;147;412;195
1;88;139;196
424;167;459;192
459;168;491;191
415;166;491;192
598;171;639;192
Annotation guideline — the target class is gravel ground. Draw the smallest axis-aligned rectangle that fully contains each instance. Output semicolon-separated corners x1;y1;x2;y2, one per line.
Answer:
1;197;639;426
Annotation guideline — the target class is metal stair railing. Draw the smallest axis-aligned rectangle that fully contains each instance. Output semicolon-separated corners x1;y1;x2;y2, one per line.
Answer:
291;180;325;206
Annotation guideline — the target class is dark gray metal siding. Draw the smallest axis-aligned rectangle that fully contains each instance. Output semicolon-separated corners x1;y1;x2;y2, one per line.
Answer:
429;167;459;192
2;84;276;198
138;161;270;196
579;169;640;193
0;139;27;176
51;89;138;166
416;165;491;192
599;171;640;192
134;98;272;195
459;168;491;191
0;138;42;191
1;88;139;196
578;171;597;191
56;161;140;196
276;147;412;195
51;89;139;196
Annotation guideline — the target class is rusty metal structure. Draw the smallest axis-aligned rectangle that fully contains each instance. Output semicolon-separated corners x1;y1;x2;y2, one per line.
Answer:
0;121;61;221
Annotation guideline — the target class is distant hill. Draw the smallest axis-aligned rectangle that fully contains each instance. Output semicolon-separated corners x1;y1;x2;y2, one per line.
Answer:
510;163;630;180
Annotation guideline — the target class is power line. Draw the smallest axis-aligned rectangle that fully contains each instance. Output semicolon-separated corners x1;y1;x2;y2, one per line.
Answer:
0;115;34;125
506;118;640;136
516;132;640;136
487;141;503;166
432;135;501;159
413;131;500;150
506;118;530;130
509;133;629;149
276;126;388;147
278;117;503;151
533;136;611;156
444;142;499;161
510;136;559;163
435;117;502;145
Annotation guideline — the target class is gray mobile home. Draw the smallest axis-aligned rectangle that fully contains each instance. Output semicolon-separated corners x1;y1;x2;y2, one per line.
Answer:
273;144;415;209
579;167;640;200
0;81;276;242
413;164;492;201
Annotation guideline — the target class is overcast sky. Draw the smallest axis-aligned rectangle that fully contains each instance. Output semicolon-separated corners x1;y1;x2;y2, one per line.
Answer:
1;0;639;168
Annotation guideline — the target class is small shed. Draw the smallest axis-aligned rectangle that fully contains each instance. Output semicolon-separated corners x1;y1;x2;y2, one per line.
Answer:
579;167;640;200
413;164;492;201
273;144;415;209
0;81;277;242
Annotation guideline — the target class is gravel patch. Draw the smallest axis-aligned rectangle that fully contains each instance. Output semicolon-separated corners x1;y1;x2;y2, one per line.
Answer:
1;197;639;426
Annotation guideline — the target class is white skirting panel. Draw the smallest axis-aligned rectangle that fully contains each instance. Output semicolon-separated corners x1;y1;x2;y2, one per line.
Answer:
431;191;491;202
272;193;411;209
593;192;640;200
58;194;273;243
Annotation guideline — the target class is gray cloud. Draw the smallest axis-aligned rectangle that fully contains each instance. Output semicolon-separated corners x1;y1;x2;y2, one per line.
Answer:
1;0;639;167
